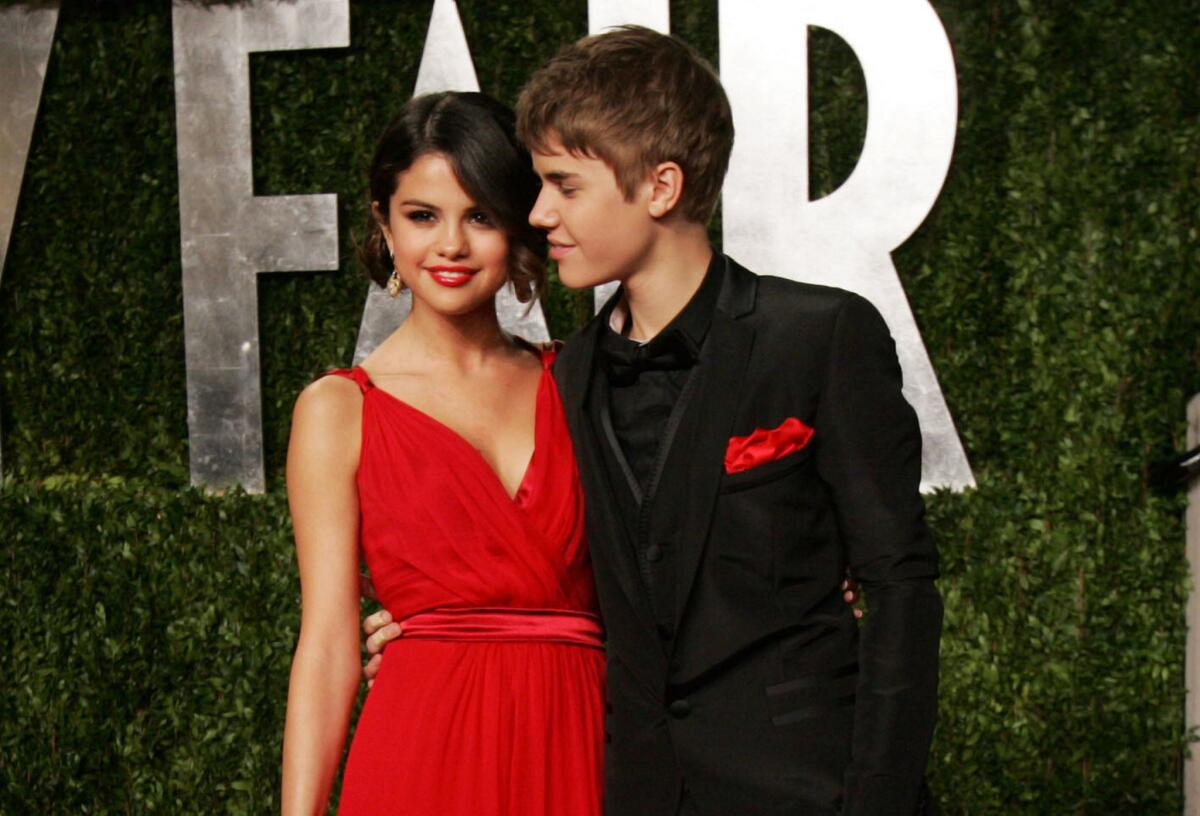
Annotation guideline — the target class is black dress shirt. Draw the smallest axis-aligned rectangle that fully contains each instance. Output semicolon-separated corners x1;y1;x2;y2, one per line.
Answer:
596;252;723;498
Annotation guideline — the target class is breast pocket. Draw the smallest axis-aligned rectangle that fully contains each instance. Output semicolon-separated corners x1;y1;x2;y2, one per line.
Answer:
720;446;813;494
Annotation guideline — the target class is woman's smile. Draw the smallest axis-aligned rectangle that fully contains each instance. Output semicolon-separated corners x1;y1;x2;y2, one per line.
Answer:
426;264;478;287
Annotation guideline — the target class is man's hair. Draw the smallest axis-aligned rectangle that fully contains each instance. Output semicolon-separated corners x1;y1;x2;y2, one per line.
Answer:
516;25;734;224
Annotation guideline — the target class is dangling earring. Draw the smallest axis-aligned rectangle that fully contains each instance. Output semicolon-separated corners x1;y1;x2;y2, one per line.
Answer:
383;244;405;298
387;267;404;298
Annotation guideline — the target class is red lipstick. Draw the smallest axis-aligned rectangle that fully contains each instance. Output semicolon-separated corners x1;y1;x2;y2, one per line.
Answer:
426;265;476;287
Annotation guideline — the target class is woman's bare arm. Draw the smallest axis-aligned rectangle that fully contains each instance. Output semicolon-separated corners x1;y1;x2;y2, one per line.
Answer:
281;376;364;816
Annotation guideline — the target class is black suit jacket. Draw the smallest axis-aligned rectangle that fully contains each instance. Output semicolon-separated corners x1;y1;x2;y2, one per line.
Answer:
553;256;942;816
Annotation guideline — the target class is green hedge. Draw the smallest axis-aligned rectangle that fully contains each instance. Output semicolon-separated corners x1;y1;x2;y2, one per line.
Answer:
1;479;302;813
2;0;1199;812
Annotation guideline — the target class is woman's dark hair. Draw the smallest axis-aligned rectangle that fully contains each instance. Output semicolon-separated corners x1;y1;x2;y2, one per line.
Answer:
361;92;546;303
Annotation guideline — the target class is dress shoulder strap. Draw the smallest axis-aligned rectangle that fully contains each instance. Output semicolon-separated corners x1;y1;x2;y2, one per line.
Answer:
322;366;373;394
538;339;562;369
510;335;560;369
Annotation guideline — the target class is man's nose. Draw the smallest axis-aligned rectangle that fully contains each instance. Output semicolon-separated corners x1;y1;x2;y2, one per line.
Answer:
528;188;557;229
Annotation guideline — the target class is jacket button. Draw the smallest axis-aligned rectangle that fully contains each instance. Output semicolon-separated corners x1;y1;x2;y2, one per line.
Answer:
668;699;691;718
646;544;664;563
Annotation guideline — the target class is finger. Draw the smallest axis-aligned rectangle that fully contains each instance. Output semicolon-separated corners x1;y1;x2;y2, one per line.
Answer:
367;622;402;655
840;578;850;591
854;608;864;619
362;609;392;636
843;590;855;603
363;653;382;681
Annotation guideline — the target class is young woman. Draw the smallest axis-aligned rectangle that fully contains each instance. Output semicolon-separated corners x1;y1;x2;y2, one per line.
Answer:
281;92;604;816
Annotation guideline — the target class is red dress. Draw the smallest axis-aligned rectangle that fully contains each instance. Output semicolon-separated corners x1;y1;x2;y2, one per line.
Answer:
327;348;604;816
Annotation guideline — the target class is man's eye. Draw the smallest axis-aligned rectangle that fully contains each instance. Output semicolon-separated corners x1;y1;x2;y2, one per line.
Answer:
560;187;577;197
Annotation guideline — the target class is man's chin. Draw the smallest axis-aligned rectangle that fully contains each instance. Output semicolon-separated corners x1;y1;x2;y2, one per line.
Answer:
557;264;620;292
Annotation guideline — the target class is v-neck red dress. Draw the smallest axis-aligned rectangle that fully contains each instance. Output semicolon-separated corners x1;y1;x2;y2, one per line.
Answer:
326;348;604;816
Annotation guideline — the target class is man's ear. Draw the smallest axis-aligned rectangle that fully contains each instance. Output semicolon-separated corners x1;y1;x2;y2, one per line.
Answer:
646;161;685;219
371;201;394;252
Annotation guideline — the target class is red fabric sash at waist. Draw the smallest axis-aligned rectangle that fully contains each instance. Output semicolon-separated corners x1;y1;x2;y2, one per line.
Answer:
399;607;605;650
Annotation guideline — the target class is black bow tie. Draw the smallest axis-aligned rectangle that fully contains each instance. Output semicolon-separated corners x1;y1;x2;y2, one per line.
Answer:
600;328;698;386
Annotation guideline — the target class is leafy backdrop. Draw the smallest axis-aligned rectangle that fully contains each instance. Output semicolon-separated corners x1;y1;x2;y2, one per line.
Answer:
2;0;1198;812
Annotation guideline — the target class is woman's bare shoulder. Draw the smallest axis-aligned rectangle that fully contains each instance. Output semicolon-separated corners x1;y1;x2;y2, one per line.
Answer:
293;373;363;426
289;375;364;478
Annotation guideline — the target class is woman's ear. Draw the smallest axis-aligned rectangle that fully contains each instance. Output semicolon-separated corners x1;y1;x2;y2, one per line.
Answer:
371;201;394;252
646;161;685;219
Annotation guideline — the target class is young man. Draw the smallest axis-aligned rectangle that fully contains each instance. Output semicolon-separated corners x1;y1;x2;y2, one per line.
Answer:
368;26;941;816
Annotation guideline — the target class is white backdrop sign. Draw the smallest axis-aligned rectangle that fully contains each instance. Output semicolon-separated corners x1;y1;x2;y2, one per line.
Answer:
720;0;972;491
0;0;972;493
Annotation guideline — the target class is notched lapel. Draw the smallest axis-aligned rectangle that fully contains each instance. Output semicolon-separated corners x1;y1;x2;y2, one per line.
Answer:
672;309;755;626
558;317;661;638
555;321;598;427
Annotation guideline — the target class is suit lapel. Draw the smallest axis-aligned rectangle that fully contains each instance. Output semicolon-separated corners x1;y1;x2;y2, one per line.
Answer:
555;317;597;428
556;316;660;637
672;261;758;625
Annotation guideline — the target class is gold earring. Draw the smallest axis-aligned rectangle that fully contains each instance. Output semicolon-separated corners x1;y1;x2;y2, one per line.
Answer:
386;267;404;298
383;242;405;297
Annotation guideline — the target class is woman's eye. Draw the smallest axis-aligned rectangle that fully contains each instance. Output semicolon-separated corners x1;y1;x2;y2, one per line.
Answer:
406;210;434;223
469;211;495;226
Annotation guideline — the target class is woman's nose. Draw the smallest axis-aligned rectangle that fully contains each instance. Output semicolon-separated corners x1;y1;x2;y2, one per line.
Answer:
438;222;466;257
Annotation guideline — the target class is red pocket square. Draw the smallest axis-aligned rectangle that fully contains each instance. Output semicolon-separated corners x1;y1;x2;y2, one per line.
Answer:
724;417;815;475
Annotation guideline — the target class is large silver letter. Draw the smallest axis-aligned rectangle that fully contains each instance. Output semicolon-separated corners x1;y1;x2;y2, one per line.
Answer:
353;0;549;364
172;0;349;492
0;1;59;478
586;0;670;314
721;0;973;491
